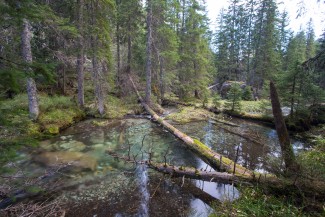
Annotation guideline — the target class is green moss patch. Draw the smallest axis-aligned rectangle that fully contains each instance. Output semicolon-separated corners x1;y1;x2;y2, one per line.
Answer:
86;94;142;118
166;106;214;124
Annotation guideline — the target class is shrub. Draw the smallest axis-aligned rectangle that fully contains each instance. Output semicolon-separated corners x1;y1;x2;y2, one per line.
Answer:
225;83;242;112
297;139;325;181
213;93;222;108
242;86;253;101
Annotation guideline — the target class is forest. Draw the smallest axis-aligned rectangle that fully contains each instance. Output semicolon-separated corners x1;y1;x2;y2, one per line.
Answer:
0;0;325;216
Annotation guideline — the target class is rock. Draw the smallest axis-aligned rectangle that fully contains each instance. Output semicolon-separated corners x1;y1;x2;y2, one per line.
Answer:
59;140;86;152
60;136;67;140
33;151;98;171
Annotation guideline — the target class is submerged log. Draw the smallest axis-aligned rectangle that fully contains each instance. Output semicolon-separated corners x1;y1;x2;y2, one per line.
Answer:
212;124;264;146
210;117;240;127
129;76;253;178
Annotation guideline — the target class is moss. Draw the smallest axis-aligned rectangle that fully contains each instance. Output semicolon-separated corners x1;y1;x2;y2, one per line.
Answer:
46;124;60;134
91;120;107;127
39;107;84;135
26;122;41;137
193;139;211;152
86;94;140;118
166;106;213;124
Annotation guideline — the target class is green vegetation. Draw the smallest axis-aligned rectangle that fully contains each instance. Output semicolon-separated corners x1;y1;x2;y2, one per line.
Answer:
0;94;85;167
211;187;306;217
0;0;325;215
213;93;222;108
166;106;213;124
298;136;325;181
225;83;242;112
242;86;254;101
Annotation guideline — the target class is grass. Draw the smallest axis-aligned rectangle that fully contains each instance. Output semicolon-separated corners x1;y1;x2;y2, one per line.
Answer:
210;187;307;217
240;100;271;114
86;93;142;118
297;136;325;181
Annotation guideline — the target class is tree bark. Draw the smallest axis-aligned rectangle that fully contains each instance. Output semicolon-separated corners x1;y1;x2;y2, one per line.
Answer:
158;55;164;103
145;0;152;103
77;0;85;107
22;19;39;120
90;1;105;116
92;54;105;116
127;16;132;74
290;75;296;119
270;81;296;171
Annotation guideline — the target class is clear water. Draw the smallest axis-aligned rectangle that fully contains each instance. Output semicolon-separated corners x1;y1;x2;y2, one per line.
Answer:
2;114;306;216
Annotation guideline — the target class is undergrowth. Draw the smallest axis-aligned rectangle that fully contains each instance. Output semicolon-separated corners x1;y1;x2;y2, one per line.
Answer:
0;94;85;168
210;187;308;217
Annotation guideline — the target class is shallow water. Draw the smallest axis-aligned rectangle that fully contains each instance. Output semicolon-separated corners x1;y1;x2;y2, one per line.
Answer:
3;114;307;216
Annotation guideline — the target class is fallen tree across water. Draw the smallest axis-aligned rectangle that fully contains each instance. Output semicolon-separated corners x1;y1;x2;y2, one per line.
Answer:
107;149;325;201
107;150;247;185
129;76;254;178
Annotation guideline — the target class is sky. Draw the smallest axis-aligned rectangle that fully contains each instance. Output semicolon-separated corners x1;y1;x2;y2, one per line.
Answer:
206;0;325;38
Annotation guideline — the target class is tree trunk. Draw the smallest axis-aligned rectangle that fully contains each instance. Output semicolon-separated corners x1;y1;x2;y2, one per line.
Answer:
290;75;296;119
127;16;132;74
270;81;296;172
158;56;165;103
92;54;105;116
77;0;85;107
145;0;152;103
22;19;39;120
90;1;105;116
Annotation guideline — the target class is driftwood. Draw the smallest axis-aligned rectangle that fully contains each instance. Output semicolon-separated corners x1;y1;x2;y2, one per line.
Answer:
129;76;253;178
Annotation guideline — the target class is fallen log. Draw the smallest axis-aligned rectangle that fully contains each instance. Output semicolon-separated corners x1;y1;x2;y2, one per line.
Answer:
106;150;250;185
107;150;325;201
129;76;253;178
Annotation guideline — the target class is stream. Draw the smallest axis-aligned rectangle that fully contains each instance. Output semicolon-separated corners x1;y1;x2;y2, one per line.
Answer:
1;112;308;216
